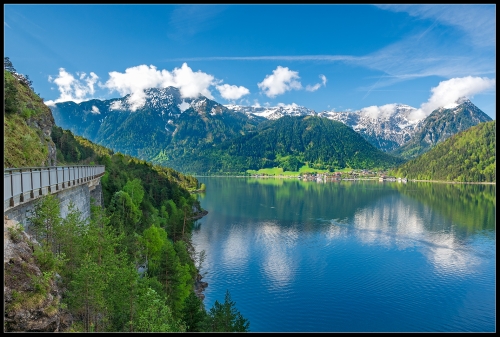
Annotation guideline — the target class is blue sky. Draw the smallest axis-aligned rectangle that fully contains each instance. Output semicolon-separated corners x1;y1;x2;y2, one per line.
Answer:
4;4;496;119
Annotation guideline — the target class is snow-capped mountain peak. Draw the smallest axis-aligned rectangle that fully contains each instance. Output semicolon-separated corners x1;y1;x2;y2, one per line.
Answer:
226;103;316;120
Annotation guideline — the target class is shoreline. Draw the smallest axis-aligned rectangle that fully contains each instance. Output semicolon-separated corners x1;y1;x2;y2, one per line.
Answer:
190;209;209;301
193;175;495;185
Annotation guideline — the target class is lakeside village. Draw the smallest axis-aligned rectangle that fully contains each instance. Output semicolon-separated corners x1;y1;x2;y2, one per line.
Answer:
250;169;408;183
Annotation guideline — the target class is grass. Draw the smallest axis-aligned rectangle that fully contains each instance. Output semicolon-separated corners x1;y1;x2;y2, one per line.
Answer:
4;113;49;168
247;164;347;176
4;69;55;168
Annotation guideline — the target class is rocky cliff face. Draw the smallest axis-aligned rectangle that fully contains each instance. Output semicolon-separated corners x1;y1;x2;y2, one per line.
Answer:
318;104;423;152
4;217;72;332
26;110;57;167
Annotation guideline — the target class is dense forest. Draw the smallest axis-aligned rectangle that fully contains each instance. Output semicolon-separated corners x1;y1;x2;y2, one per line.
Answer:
391;120;495;182
4;58;249;332
165;115;405;174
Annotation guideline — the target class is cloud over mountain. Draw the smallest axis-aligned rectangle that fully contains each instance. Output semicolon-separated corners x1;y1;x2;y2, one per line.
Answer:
104;63;215;111
258;66;302;98
411;76;496;120
45;68;99;106
216;84;250;100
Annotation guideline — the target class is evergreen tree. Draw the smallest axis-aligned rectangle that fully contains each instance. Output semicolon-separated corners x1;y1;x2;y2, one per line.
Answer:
204;290;250;332
181;292;207;332
132;286;185;332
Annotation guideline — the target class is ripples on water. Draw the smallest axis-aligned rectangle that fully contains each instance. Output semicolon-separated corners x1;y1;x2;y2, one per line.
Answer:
192;178;495;332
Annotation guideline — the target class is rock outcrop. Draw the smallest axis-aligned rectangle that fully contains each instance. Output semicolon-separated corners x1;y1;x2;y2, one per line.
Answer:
4;216;71;332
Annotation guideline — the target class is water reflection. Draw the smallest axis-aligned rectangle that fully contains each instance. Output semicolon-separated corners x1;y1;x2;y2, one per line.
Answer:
192;178;495;332
258;222;298;287
222;224;250;268
348;194;490;275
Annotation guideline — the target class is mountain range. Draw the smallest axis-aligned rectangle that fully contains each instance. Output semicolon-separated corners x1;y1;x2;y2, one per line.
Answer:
390;98;492;159
49;86;492;174
227;98;491;155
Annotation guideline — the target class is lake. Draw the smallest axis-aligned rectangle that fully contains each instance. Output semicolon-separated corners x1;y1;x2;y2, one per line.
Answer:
191;177;496;332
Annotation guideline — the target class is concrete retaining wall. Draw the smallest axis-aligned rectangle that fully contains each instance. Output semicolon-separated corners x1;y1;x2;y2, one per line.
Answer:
4;178;103;232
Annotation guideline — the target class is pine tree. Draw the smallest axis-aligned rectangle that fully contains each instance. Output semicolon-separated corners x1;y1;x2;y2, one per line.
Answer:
204;290;250;332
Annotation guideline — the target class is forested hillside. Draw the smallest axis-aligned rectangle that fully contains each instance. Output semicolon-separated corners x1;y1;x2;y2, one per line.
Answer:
50;87;261;165
166;115;405;174
45;127;248;331
4;59;249;332
392;121;495;182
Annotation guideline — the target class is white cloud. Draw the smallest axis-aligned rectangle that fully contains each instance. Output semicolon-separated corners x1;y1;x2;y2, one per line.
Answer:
178;100;191;112
45;68;100;106
171;63;215;99
413;76;496;119
109;100;125;111
104;63;215;111
305;83;321;92
91;105;100;114
104;64;173;111
306;75;327;92
320;74;327;86
216;83;250;100
378;5;495;48
85;72;99;95
360;103;398;119
258;66;302;98
277;102;299;109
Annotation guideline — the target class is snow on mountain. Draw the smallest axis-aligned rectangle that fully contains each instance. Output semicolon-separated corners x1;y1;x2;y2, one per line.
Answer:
227;102;425;152
226;103;317;120
318;104;424;152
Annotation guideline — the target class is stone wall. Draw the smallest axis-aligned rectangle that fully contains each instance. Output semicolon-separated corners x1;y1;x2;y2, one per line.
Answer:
4;178;103;231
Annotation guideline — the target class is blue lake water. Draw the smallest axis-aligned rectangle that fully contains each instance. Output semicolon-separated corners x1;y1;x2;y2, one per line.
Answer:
191;177;496;332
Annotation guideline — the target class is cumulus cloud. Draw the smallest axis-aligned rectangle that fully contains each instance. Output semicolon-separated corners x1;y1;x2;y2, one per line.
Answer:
306;74;327;92
104;63;215;111
411;76;496;119
258;66;302;98
109;100;125;111
91;105;100;114
216;83;250;100
171;63;215;99
45;68;99;106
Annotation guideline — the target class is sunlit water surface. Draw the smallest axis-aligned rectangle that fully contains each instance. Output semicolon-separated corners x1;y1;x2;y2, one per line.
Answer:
192;178;495;332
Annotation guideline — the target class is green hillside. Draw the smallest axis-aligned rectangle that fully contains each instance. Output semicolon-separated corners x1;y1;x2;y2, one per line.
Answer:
166;115;404;174
4;58;249;332
4;59;57;168
392;121;495;182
